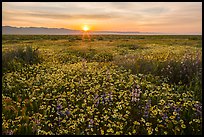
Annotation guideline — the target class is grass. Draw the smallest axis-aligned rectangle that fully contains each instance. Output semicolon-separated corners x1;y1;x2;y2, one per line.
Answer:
2;35;202;135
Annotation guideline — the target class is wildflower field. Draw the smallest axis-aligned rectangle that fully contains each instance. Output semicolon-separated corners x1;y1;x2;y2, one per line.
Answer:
2;35;202;135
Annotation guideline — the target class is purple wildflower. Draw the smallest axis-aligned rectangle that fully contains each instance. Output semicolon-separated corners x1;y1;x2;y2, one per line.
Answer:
57;104;62;110
88;119;94;128
144;99;151;118
131;86;142;102
65;110;71;116
194;103;202;116
90;119;94;125
94;94;98;100
176;116;180;120
59;111;64;117
96;100;99;106
162;113;168;120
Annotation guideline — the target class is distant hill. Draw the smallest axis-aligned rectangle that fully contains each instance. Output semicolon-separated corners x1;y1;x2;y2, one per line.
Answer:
2;26;142;35
2;26;82;35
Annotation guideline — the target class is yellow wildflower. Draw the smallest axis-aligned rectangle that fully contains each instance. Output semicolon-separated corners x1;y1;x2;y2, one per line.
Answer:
101;129;104;135
146;122;152;127
159;111;163;115
107;128;114;133
194;119;201;123
182;93;187;97
175;126;180;132
159;99;165;105
148;130;153;135
147;127;153;135
181;124;186;129
152;110;158;116
173;112;178;116
172;120;178;125
170;115;175;120
141;118;145;123
155;127;158;132
133;121;140;126
176;102;181;105
165;105;170;109
180;119;184;123
115;131;120;135
183;103;187;107
157;119;162;123
158;124;164;128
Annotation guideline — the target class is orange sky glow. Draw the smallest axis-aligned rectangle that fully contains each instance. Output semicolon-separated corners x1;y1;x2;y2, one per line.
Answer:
2;2;202;34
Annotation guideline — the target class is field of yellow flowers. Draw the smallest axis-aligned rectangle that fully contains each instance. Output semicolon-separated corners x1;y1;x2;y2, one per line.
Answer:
2;35;202;135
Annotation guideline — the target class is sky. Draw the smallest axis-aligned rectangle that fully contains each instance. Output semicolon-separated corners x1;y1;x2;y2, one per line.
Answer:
2;2;202;34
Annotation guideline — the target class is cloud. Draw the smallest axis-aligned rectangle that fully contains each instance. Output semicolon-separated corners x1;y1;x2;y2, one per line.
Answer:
3;9;119;21
2;2;202;34
30;13;119;20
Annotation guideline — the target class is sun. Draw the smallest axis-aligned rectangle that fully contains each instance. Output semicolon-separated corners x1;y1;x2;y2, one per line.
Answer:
82;25;90;32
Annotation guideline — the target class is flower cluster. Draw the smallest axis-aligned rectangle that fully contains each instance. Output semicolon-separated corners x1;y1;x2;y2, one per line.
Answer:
2;35;202;135
131;85;142;102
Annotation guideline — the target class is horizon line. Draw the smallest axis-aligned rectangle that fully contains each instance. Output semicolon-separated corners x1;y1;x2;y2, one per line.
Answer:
2;25;202;35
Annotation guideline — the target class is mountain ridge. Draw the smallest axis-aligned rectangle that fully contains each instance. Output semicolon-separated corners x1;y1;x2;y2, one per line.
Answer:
2;26;141;35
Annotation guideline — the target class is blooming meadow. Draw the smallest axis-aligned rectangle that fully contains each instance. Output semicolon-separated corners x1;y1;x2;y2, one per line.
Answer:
2;35;202;135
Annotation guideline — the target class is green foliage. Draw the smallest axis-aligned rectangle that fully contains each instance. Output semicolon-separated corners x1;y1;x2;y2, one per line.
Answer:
59;50;113;63
2;45;42;73
118;43;145;50
113;49;202;102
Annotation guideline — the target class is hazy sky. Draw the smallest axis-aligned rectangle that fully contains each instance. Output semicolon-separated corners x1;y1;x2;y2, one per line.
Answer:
2;2;202;34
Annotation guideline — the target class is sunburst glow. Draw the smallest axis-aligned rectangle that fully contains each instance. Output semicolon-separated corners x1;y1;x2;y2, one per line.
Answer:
82;25;90;32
